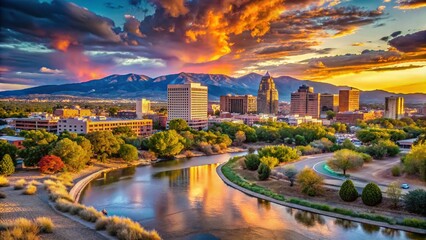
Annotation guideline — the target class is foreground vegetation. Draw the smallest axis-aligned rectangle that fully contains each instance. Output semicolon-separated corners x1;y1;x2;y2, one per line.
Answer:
0;217;54;239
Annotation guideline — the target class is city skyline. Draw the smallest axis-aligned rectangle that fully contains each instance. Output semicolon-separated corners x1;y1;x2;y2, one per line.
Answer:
0;0;425;93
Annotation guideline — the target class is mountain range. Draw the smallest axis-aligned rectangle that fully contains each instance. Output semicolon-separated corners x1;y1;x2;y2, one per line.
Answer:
1;72;425;104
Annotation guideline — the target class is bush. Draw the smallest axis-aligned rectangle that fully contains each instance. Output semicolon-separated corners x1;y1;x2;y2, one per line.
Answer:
401;218;426;229
360;153;372;163
0;191;5;198
78;206;104;222
257;163;271;181
339;180;358;202
403;143;426;181
14;179;26;190
244;154;260;171
23;184;37;195
35;217;54;233
258;145;299;163
0;175;9;187
282;165;298;186
391;165;401;176
119;144;139;162
296;145;322;155
0;154;15;176
259;156;279;169
361;182;382;206
297;168;323;196
39;155;65;174
403;189;426;216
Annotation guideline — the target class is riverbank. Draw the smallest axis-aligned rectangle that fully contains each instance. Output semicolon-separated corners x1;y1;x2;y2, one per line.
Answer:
217;160;426;234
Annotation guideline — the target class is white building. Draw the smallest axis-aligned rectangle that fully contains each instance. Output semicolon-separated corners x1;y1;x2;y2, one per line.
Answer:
167;83;208;130
286;115;323;126
136;98;151;119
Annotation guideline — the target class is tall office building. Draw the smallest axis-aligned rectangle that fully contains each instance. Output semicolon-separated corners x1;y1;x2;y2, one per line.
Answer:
167;83;208;130
339;89;360;112
220;94;257;114
290;85;320;118
320;94;339;112
384;96;404;119
257;72;279;114
136;98;151;119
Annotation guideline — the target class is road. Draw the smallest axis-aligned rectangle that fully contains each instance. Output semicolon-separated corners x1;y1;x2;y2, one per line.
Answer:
276;153;426;194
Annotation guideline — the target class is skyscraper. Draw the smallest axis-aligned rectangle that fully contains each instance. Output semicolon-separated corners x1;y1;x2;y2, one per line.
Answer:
220;94;257;114
167;83;208;130
339;89;360;112
257;72;279;114
290;85;320;118
320;94;339;112
136;98;151;119
384;96;404;119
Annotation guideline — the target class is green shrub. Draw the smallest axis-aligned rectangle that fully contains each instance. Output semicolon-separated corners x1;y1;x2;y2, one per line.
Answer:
360;153;372;163
257;163;270;181
403;189;426;216
297;168;324;196
391;165;401;176
361;182;382;206
244;154;260;170
339;180;358;202
0;154;15;176
259;156;279;168
401;218;426;229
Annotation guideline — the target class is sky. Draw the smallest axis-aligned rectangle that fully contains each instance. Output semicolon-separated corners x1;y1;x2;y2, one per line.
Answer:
0;0;425;93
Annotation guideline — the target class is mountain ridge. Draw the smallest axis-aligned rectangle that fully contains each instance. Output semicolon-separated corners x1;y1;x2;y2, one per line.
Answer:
1;72;425;104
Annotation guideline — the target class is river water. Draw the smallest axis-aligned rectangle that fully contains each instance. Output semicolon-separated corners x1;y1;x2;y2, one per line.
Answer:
80;152;424;240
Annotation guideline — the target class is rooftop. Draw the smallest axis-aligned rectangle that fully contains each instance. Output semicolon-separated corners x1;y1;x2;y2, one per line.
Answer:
0;136;26;141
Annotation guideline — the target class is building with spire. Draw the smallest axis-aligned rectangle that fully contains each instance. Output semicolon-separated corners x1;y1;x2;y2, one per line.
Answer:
257;72;279;114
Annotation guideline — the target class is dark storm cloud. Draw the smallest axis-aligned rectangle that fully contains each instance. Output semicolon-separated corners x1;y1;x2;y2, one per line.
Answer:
390;31;402;38
389;30;426;52
380;36;390;42
396;0;426;9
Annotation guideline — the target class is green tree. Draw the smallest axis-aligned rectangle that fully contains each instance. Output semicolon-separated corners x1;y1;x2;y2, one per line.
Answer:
295;135;307;146
339;180;358;202
403;189;426;216
297;168;324;196
0;127;16;136
235;130;246;145
327;149;364;176
19;130;58;166
108;107;119;117
386;181;402;208
361;182;382;206
50;138;88;171
86;131;122;162
0;140;18;164
0;154;15;176
341;139;356;150
258;145;299;163
403;143;426;181
148;130;184;159
112;126;136;137
168;119;189;132
257;163;271;181
332;122;347;133
326;110;336;120
244;154;260;171
119;144;139;162
260;156;279;169
283;165;298;186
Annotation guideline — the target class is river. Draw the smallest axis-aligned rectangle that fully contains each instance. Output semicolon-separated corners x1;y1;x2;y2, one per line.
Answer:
80;152;424;240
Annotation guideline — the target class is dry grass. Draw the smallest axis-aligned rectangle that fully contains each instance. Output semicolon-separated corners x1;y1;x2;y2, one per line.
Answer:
78;206;104;222
14;179;27;190
35;217;54;233
0;175;9;187
29;180;42;186
23;184;37;195
56;172;74;187
45;180;73;202
55;199;74;212
95;217;109;230
101;216;161;240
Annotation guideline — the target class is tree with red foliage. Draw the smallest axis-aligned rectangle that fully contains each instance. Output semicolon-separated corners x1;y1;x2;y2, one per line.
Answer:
39;155;65;174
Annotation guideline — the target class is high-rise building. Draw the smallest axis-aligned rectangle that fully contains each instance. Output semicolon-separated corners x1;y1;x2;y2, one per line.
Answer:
136;98;151;119
320;94;339;112
220;94;257;114
257;72;279;114
167;83;208;130
339;89;360;112
384;96;404;119
290;85;320;118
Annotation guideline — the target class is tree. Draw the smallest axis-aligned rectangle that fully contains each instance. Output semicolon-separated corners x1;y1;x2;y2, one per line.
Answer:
403;143;426;181
244;154;260;171
87;131;122;161
326;110;336;120
0;154;14;176
339;180;358;202
295;135;307;146
118;144;139;162
258;163;271;181
332;122;347;133
260;156;279;169
38;155;65;174
258;145;299;163
112;126;136;137
403;189;426;216
235;130;246;145
19;130;58;166
327;149;364;176
108;107;119;117
283;165;298;186
297;168;324;196
310;138;334;152
0;140;18;164
361;182;382;206
148;130;184;159
341;139;356;150
168;119;189;132
386;182;402;208
0;127;16;136
50;138;88;171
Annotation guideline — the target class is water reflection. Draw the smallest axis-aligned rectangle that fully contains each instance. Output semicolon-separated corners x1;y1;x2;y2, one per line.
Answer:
80;153;425;240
